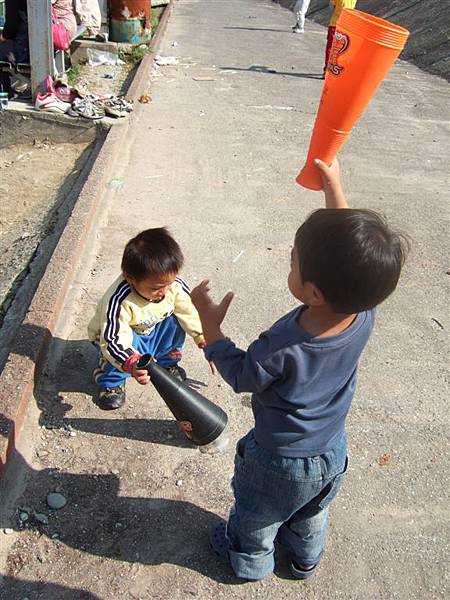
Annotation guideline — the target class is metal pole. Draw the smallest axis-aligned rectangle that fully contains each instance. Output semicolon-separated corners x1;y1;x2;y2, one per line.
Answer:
27;0;54;100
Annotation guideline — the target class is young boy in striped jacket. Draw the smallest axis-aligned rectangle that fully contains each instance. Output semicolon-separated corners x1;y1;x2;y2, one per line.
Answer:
88;228;205;410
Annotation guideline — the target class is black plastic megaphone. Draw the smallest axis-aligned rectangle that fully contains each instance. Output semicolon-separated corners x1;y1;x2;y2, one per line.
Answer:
137;354;228;446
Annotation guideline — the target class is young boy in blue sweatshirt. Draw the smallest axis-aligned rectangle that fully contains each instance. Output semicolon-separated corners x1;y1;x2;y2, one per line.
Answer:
191;158;408;581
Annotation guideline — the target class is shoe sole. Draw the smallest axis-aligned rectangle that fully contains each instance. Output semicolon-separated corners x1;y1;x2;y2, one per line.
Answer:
37;105;69;113
96;400;125;410
290;561;317;580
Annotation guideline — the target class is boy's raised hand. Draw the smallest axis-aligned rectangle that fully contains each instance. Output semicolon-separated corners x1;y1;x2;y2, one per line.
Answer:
191;280;234;345
314;158;348;209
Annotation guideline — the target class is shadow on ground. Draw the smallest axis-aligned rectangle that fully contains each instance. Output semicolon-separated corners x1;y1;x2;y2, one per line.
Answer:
10;323;204;448
224;26;289;33
0;415;244;589
221;64;324;79
0;577;102;600
0;324;246;594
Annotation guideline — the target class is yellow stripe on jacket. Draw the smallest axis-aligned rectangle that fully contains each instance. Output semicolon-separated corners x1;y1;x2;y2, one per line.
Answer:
329;0;357;27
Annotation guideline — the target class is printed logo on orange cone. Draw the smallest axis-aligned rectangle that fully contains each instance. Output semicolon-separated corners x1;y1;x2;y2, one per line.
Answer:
327;31;350;75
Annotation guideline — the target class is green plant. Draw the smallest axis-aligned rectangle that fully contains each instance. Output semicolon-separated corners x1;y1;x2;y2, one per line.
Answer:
151;13;159;33
151;7;164;32
67;63;84;87
130;44;149;64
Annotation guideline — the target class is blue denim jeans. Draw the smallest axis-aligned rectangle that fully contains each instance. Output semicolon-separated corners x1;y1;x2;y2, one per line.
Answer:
93;315;185;389
226;430;348;580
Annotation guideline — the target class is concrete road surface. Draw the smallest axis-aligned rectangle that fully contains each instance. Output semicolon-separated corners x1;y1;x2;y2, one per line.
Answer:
1;0;448;598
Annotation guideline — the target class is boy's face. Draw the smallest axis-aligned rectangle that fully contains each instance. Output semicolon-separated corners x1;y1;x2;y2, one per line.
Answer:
124;272;178;302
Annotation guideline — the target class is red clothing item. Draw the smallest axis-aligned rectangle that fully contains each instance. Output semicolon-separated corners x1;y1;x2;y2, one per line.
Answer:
52;0;77;38
324;26;336;72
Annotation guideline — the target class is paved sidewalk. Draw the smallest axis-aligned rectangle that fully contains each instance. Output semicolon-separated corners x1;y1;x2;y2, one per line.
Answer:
1;0;448;598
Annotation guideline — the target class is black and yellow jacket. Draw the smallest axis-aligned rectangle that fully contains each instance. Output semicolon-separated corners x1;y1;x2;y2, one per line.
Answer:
88;276;204;371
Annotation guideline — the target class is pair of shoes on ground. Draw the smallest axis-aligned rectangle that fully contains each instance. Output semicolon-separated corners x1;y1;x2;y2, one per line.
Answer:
35;92;100;117
97;364;187;410
36;89;133;120
36;75;84;114
68;96;105;119
209;521;318;581
69;95;133;119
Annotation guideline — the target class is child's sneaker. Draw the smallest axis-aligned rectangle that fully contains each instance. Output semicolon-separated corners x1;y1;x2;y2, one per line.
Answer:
97;384;126;410
290;560;317;580
292;24;304;34
165;364;187;382
35;92;71;113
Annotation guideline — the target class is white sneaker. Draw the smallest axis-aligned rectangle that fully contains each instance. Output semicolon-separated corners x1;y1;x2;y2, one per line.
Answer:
292;25;304;34
35;92;71;114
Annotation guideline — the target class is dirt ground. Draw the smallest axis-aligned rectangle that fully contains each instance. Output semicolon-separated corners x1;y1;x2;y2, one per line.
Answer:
0;140;92;327
0;55;138;329
0;334;256;600
72;61;136;99
0;47;142;366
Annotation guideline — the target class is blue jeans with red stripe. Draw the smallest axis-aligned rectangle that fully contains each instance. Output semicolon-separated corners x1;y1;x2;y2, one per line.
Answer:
94;315;185;389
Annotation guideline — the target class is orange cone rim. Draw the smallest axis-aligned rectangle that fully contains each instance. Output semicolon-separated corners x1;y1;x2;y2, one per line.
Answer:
339;9;409;49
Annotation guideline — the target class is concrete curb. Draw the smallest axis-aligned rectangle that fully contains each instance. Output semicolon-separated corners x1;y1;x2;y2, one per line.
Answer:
0;1;174;477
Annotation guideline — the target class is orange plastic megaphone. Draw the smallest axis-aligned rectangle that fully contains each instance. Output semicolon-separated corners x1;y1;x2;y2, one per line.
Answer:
297;9;409;191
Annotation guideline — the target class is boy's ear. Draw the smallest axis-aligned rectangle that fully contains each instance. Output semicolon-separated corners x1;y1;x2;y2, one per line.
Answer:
304;282;326;307
123;272;134;285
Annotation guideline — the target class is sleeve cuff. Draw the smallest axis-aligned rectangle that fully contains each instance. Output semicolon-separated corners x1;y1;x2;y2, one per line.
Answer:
194;334;206;346
123;353;142;373
203;338;234;361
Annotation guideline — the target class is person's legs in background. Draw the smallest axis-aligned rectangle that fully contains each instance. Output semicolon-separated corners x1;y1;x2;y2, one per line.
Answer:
324;25;336;73
0;31;30;97
292;0;311;33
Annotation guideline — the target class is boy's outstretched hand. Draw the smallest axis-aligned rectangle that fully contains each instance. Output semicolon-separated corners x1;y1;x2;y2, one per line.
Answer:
191;279;234;345
314;158;348;209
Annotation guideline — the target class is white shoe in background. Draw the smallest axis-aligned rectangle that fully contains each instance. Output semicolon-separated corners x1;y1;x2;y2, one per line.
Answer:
35;92;71;114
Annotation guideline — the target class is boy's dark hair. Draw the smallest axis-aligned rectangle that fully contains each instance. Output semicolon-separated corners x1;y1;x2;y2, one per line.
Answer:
121;227;184;280
295;209;409;313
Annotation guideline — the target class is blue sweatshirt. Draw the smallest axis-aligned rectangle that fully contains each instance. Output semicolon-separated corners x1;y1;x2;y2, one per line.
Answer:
204;305;375;457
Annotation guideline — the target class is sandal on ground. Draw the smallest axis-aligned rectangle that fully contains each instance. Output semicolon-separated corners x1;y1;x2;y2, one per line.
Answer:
68;97;105;120
290;560;318;580
116;95;134;112
209;521;230;560
95;96;133;118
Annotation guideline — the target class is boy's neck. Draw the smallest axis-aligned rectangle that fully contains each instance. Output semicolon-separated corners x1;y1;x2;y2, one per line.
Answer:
298;305;357;338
